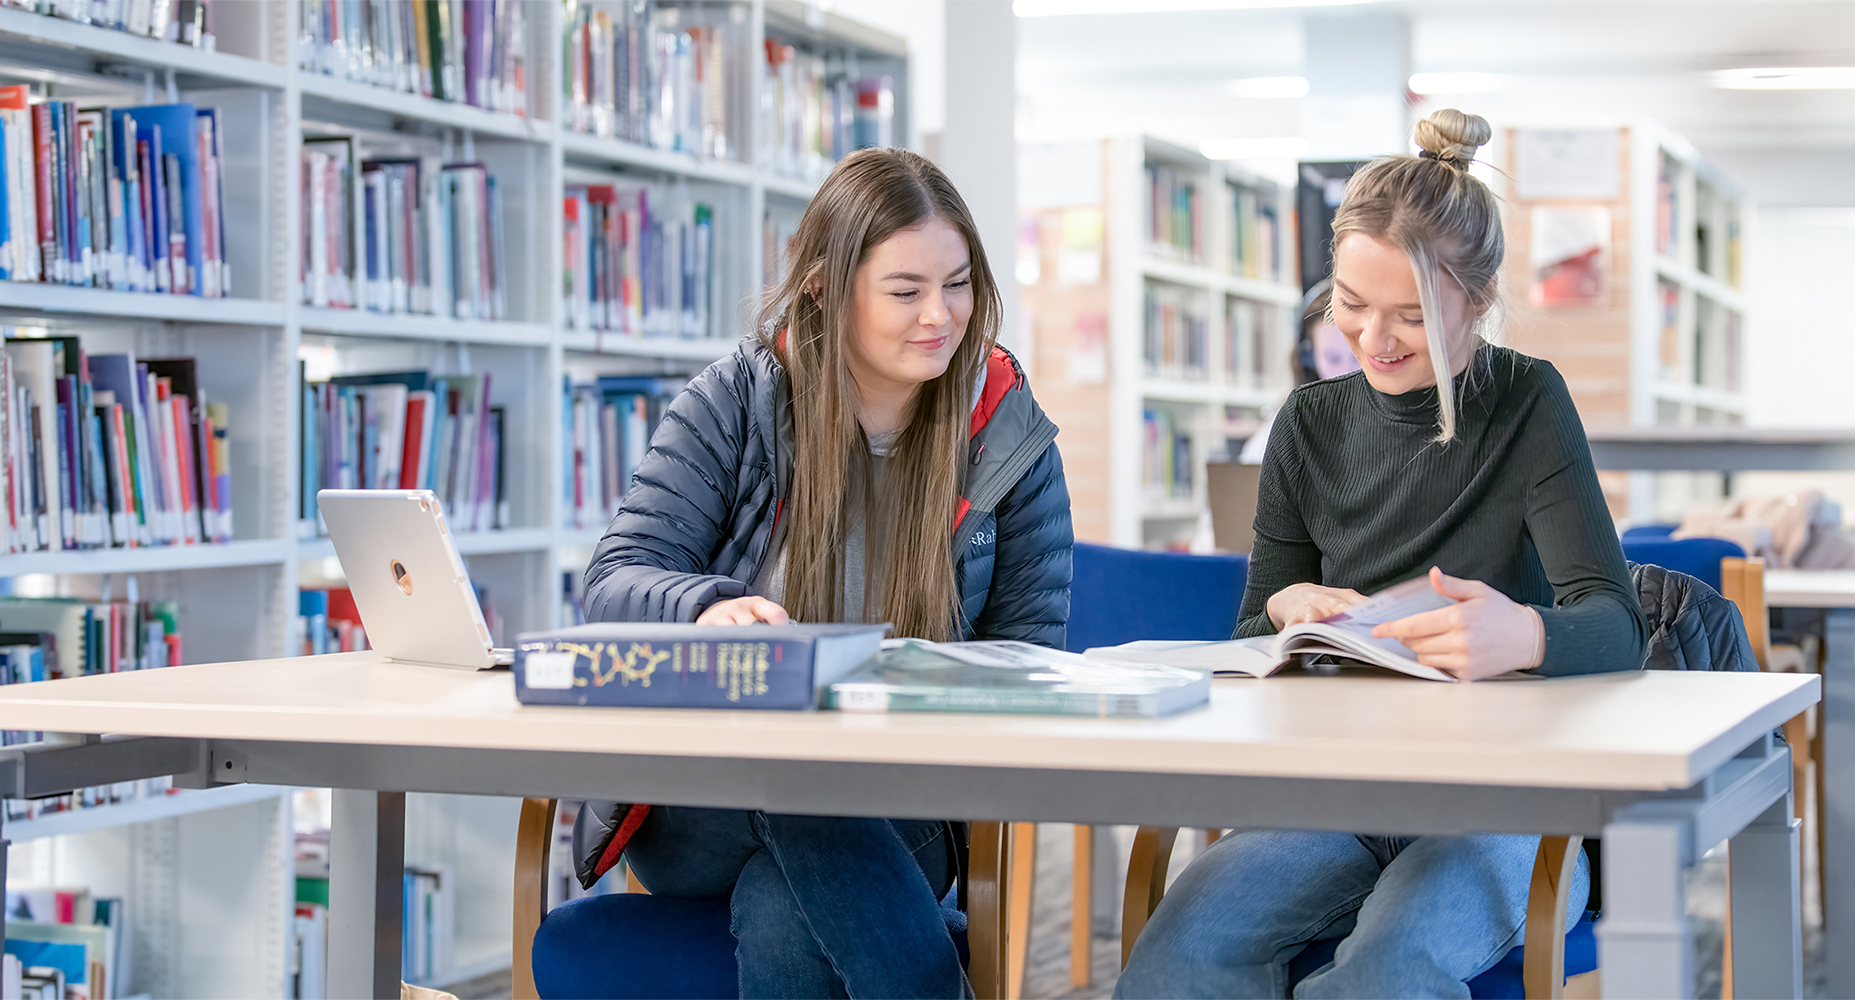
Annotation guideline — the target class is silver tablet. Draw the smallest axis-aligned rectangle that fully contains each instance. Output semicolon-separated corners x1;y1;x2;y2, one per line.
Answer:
316;489;512;670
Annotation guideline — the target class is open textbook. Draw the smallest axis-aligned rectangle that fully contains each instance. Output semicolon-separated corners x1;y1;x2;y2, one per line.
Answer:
1086;576;1460;683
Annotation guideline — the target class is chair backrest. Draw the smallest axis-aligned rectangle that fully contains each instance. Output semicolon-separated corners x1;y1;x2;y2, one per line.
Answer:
1620;524;1679;542
1620;536;1744;593
1720;555;1772;670
1065;543;1248;653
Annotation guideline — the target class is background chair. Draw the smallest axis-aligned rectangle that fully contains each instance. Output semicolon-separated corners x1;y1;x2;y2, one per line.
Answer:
512;799;1015;1000
1620;535;1745;592
1056;543;1248;989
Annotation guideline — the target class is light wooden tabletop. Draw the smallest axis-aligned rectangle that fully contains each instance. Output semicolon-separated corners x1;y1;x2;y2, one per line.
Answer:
0;653;1817;792
1765;569;1855;609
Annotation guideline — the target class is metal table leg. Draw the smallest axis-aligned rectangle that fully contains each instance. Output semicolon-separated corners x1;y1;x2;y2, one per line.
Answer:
1825;607;1855;998
1599;805;1694;998
328;789;405;1000
1730;788;1804;997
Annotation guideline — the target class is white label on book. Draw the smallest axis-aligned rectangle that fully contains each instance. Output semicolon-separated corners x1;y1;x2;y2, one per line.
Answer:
524;651;576;690
834;685;891;712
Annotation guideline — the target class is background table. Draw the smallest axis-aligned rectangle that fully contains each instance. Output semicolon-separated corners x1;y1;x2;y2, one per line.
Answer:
1765;569;1855;997
0;654;1820;999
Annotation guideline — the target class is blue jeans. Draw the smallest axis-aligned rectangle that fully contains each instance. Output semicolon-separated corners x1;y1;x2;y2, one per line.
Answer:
1114;831;1590;999
623;806;969;1000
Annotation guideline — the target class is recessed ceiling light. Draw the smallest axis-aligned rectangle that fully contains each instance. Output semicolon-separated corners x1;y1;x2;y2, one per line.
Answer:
1407;72;1504;95
1229;76;1309;99
1015;0;1371;15
1711;67;1855;89
1200;137;1308;160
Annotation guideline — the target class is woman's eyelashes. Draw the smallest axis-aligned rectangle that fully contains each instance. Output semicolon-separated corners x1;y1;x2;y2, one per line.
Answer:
890;279;968;302
1339;298;1424;328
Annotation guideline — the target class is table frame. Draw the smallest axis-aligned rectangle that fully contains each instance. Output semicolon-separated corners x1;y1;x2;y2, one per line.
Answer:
0;725;1806;1000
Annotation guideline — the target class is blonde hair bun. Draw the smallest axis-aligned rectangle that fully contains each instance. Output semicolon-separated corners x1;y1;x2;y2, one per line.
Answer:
1414;109;1491;169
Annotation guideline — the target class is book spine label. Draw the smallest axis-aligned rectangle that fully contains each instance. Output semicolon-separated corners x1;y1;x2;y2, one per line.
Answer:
515;636;814;709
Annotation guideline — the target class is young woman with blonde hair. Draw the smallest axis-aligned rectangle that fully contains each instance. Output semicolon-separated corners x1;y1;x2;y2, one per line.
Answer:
572;146;1072;999
1114;110;1646;998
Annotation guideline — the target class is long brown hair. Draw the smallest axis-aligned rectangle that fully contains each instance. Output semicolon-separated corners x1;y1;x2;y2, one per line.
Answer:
1331;108;1504;442
757;147;1001;640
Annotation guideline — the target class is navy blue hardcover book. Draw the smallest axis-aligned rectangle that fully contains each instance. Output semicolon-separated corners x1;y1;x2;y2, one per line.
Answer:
514;622;887;710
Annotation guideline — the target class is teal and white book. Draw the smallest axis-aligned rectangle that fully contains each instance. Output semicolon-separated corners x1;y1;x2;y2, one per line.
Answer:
1086;576;1458;682
825;639;1211;718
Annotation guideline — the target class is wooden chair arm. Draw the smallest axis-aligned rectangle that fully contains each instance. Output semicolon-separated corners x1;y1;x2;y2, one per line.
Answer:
967;821;1010;1000
1121;826;1180;968
1522;834;1583;1000
513;797;558;1000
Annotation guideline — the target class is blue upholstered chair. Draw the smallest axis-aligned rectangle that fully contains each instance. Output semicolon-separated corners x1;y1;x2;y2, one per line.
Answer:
1065;543;1248;653
1621;535;1746;592
512;801;1010;999
1620;523;1678;542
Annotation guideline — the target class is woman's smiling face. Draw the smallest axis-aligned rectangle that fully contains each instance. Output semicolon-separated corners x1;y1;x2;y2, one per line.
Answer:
1330;232;1478;395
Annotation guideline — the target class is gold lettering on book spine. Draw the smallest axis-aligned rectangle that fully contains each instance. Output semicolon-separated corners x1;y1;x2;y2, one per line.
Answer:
573;641;668;688
754;642;770;695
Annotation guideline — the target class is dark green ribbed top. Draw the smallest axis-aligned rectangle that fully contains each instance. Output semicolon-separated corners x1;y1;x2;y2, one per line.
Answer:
1236;347;1648;676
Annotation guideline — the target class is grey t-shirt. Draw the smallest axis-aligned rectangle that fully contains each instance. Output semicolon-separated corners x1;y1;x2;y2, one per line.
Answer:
751;428;900;623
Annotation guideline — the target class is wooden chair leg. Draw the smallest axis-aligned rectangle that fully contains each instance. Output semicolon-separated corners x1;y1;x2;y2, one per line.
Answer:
1204;828;1222;846
1786;712;1811;907
626;865;647;894
512;798;558;1000
1007;822;1036;1000
1122;827;1179;969
1070;825;1092;988
1521;834;1581;1000
1815;701;1828;922
1723;846;1734;1000
968;821;1010;1000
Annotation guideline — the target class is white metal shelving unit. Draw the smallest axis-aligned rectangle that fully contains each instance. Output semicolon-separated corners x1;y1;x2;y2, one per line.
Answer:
0;2;905;993
1106;136;1298;549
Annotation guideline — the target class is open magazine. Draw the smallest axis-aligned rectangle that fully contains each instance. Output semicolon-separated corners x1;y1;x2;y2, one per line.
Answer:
1085;576;1460;682
825;639;1211;717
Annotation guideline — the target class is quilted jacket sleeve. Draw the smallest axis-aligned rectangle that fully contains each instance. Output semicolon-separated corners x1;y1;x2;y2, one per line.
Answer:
582;357;754;624
972;442;1073;647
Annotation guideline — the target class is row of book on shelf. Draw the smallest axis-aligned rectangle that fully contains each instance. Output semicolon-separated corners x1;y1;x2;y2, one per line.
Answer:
1143;406;1194;500
299;136;507;320
561;0;897;180
0;93;230;297
564;374;682;531
562;182;712;337
298;367;508;537
3;338;231;553
298;584;502;655
4;885;129;1000
296;0;530;116
1144;161;1289;283
2;0;217;49
1144;281;1208;381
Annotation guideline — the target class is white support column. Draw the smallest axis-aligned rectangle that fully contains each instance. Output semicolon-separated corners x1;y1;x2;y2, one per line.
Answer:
328;789;406;1000
1300;11;1410;161
941;0;1022;366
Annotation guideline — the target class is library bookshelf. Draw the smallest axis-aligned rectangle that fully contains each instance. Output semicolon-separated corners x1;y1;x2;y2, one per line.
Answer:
1496;121;1747;524
0;2;905;995
1023;137;1298;549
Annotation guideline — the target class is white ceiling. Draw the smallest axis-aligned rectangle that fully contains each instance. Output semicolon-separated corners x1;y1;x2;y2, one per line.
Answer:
1016;0;1855;205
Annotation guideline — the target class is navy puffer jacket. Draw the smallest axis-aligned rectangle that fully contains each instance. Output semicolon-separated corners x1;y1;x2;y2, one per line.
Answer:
582;337;1074;645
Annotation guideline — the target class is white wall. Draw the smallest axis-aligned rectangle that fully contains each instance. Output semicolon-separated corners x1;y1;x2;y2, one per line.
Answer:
1746;208;1855;429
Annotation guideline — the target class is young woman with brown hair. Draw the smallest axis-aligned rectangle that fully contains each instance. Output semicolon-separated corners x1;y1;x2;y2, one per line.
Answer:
574;146;1072;999
1114;110;1647;999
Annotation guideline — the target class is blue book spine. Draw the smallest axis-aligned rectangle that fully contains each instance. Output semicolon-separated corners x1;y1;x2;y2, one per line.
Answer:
0;121;10;281
129;103;200;294
515;635;819;709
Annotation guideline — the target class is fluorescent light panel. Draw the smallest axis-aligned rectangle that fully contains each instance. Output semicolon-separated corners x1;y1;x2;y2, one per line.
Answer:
1200;137;1308;160
1015;0;1371;16
1407;72;1504;95
1230;76;1309;98
1712;67;1855;90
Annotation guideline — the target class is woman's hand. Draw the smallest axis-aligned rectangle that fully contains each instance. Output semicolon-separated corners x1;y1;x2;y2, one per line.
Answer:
1267;583;1367;629
1372;567;1544;681
695;596;792;626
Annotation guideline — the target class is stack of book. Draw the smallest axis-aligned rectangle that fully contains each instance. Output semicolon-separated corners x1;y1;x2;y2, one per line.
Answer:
297;588;364;656
759;42;894;179
1143;282;1208;381
2;339;232;552
4;887;128;1000
1225;296;1270;387
2;0;217;48
298;368;508;537
297;0;530;116
563;374;683;531
561;182;713;338
562;0;733;158
1229;182;1283;282
0;91;231;297
1142;407;1192;501
401;864;454;987
299;137;508;320
763;207;801;287
1146;163;1202;264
